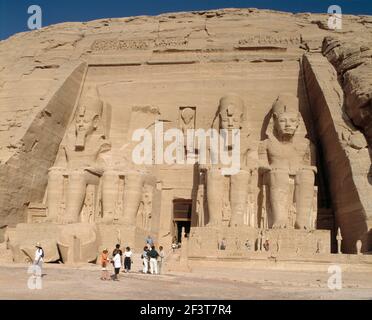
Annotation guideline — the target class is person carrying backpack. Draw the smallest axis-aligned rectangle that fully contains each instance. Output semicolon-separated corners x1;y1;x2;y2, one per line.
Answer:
148;246;159;275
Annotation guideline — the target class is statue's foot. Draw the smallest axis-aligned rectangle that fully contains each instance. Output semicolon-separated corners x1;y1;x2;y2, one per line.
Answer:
205;222;219;227
101;216;114;225
60;217;76;224
294;222;308;230
272;221;287;229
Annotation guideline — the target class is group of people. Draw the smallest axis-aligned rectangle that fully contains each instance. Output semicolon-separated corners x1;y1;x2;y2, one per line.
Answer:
142;235;165;275
100;236;165;281
141;245;164;275
100;244;134;281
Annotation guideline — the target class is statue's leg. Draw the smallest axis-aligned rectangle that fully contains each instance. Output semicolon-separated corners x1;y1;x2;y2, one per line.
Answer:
206;168;224;226
269;168;290;228
122;173;144;226
102;170;119;224
230;170;250;227
63;170;88;224
294;168;315;230
47;168;65;222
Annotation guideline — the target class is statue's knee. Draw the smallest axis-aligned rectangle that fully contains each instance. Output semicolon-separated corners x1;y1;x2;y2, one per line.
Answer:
269;169;288;184
48;168;64;179
68;170;86;183
296;169;314;184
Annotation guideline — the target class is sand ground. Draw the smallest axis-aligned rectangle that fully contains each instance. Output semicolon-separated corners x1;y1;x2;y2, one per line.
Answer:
0;257;371;300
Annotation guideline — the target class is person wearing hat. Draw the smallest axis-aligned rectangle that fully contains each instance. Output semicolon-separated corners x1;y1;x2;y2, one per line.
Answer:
34;242;44;275
100;248;110;280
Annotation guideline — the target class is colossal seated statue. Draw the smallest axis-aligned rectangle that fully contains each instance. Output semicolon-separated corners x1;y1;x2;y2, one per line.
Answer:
259;93;317;230
47;86;111;224
203;94;258;227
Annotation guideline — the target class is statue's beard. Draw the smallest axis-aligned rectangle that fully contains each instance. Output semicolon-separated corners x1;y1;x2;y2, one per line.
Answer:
75;130;87;150
278;129;296;140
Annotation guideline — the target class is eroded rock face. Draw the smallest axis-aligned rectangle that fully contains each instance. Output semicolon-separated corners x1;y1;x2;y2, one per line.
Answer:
322;36;372;146
0;8;371;255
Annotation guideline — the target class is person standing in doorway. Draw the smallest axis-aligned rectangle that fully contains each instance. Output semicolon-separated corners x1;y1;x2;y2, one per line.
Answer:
148;246;159;275
157;246;165;275
123;247;133;273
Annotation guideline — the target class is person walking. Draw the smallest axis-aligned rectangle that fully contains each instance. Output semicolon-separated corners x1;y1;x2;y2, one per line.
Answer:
157;246;165;275
148;246;159;275
112;248;122;281
141;246;149;274
34;243;44;277
123;247;133;273
100;249;110;280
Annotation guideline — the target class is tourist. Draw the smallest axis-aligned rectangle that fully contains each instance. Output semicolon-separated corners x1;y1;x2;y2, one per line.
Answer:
141;246;149;274
263;239;270;251
100;249;110;280
219;238;226;250
148;245;159;275
112;248;122;281
123;246;133;273
34;242;44;276
245;239;251;251
145;235;154;249
158;246;165;275
171;241;177;252
113;243;122;256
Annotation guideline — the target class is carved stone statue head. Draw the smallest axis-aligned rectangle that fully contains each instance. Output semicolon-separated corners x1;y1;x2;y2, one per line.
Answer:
75;86;103;149
181;107;194;125
218;94;244;130
272;94;300;140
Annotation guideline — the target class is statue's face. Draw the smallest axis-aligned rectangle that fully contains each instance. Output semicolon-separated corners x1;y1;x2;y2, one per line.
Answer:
274;112;299;137
219;100;243;130
181;109;194;125
75;107;99;135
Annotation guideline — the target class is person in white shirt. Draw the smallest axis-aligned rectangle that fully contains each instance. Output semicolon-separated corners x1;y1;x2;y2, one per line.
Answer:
34;242;44;276
142;246;149;274
123;247;133;273
112;250;122;281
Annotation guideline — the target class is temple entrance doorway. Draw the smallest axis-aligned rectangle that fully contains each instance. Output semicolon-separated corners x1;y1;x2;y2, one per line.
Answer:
173;199;192;243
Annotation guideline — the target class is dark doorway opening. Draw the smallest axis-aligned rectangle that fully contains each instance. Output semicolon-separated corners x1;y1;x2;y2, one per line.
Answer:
176;221;191;243
173;199;192;243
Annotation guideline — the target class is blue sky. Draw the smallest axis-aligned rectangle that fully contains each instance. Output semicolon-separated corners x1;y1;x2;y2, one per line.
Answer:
1;0;371;40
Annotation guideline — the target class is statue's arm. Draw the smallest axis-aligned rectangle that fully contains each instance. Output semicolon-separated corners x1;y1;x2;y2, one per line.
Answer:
85;139;112;176
258;140;270;171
